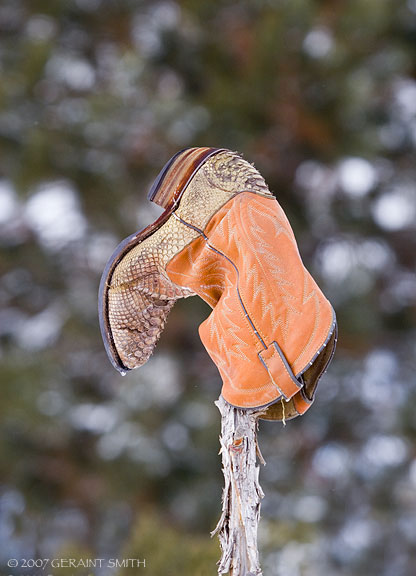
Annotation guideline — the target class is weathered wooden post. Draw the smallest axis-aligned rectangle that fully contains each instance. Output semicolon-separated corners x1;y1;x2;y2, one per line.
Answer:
212;397;266;575
98;147;337;574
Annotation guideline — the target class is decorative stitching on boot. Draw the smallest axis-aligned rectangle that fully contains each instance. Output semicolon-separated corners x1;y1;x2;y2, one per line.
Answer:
173;212;267;350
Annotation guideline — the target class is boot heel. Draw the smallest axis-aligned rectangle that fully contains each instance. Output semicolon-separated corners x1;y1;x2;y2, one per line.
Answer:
147;147;224;210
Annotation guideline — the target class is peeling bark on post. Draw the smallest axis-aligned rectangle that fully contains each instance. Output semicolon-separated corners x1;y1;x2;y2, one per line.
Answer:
212;396;267;576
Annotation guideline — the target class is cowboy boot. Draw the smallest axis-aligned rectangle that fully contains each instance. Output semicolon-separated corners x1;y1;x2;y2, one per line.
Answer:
99;148;337;421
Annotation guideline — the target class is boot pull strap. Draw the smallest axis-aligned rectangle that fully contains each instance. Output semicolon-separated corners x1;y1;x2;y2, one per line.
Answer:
258;342;303;401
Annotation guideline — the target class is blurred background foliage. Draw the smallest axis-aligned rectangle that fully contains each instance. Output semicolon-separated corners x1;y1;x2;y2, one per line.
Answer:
0;0;415;574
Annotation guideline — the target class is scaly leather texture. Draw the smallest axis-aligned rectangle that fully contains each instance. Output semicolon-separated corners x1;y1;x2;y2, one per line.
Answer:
100;148;337;420
103;150;271;370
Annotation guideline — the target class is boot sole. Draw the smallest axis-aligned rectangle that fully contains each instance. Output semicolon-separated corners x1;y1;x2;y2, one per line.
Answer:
98;147;225;373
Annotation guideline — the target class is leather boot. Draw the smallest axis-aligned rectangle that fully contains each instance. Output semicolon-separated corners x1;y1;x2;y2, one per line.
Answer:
99;148;337;421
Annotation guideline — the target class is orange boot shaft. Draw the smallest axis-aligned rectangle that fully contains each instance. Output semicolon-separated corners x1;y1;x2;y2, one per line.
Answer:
166;191;336;419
